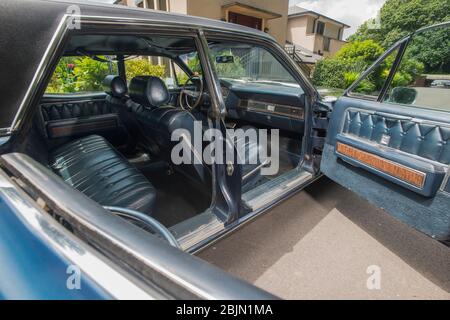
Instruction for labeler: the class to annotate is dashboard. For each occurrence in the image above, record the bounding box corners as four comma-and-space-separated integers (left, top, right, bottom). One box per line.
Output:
219, 80, 306, 133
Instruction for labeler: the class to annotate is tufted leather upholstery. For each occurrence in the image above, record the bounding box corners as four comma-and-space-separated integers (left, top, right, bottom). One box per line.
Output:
130, 76, 267, 187
132, 103, 209, 183
41, 100, 115, 121
50, 135, 156, 214
343, 110, 450, 165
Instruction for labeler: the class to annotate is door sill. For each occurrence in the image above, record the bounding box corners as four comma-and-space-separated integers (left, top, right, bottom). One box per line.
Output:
170, 210, 225, 251
242, 169, 313, 211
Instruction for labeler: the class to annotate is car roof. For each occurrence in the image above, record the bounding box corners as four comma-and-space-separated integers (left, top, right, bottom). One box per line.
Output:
0, 0, 275, 133
44, 0, 275, 41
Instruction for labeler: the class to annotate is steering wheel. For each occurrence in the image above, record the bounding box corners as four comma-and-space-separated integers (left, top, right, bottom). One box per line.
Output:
179, 74, 204, 111
104, 206, 181, 249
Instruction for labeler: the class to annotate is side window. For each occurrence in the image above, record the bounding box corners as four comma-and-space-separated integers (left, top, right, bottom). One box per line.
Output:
348, 47, 399, 99
178, 52, 202, 85
383, 25, 450, 112
45, 56, 118, 94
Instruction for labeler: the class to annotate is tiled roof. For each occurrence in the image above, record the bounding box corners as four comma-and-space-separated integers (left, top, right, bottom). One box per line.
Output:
288, 5, 350, 28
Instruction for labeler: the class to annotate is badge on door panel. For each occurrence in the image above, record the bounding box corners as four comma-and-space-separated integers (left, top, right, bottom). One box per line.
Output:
380, 134, 391, 146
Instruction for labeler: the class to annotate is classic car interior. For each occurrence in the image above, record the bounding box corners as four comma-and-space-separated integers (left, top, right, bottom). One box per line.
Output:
12, 32, 309, 249
2, 16, 447, 257
0, 0, 449, 299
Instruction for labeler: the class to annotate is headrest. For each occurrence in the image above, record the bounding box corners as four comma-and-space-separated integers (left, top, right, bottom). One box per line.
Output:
103, 75, 127, 98
129, 76, 170, 107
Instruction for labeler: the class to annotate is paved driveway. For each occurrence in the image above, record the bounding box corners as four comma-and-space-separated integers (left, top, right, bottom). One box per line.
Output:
198, 177, 450, 299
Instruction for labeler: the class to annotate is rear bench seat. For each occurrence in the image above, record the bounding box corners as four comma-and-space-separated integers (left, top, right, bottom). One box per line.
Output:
50, 135, 156, 215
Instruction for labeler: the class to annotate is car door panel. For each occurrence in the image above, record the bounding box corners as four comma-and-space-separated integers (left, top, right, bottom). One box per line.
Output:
38, 93, 127, 147
321, 96, 450, 241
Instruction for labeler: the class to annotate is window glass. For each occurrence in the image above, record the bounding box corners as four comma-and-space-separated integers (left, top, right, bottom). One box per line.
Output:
124, 56, 187, 89
349, 48, 399, 99
316, 21, 325, 35
383, 25, 450, 112
158, 0, 167, 11
178, 52, 202, 85
324, 37, 331, 52
125, 56, 168, 80
45, 56, 118, 94
207, 41, 300, 88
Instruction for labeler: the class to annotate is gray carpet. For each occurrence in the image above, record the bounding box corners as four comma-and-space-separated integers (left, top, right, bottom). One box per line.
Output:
198, 177, 450, 299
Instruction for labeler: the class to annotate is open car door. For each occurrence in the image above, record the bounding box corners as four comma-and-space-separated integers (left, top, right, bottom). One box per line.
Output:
320, 22, 450, 243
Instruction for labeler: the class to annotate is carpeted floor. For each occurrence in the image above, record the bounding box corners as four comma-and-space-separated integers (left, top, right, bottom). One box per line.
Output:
198, 177, 450, 299
140, 163, 211, 227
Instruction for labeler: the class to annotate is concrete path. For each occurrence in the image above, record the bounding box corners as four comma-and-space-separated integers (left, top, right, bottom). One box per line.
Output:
198, 177, 450, 300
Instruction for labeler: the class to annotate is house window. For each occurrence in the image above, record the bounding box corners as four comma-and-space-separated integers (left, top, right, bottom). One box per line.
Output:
147, 0, 155, 9
316, 21, 325, 35
158, 0, 167, 11
228, 12, 263, 31
323, 37, 330, 52
137, 0, 168, 11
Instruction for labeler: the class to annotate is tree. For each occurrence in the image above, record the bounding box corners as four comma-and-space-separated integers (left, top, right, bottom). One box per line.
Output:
314, 0, 447, 92
406, 26, 450, 73
312, 40, 384, 89
124, 58, 166, 80
349, 0, 450, 48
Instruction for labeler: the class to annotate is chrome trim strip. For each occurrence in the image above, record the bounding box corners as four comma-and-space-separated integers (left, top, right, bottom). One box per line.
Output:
441, 168, 450, 194
243, 170, 313, 211
2, 153, 238, 300
238, 99, 304, 119
40, 99, 106, 105
190, 172, 320, 254
0, 170, 155, 300
10, 13, 279, 135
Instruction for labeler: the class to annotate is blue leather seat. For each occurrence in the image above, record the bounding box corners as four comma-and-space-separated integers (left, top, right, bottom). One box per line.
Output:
129, 76, 268, 188
50, 135, 157, 215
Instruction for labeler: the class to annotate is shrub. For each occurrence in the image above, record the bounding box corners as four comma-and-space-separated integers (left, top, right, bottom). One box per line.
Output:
46, 56, 117, 93
312, 58, 348, 88
124, 58, 166, 80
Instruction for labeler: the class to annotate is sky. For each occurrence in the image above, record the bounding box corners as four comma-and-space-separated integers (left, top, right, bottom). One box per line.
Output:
289, 0, 386, 39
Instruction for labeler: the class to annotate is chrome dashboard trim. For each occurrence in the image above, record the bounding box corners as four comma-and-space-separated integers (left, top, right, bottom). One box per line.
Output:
238, 99, 305, 119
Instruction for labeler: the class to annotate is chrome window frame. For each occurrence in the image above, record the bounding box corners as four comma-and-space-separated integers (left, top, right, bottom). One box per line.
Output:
0, 14, 276, 133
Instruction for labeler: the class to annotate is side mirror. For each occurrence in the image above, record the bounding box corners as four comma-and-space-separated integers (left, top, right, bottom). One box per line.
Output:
388, 87, 417, 105
321, 96, 338, 103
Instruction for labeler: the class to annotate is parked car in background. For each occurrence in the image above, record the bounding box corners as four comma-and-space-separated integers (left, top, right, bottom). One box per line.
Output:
431, 79, 450, 88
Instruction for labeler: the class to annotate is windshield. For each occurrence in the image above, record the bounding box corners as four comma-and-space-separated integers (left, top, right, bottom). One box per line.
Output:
207, 42, 298, 86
